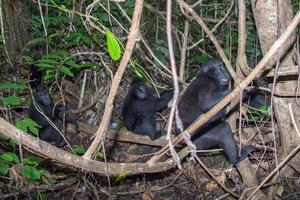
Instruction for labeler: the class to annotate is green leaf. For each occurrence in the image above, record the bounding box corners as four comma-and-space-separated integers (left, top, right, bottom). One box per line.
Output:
22, 165, 41, 180
95, 151, 104, 158
0, 82, 27, 91
16, 118, 40, 136
106, 31, 121, 61
3, 96, 20, 106
36, 58, 58, 65
81, 35, 91, 45
24, 155, 43, 165
78, 62, 101, 69
59, 66, 74, 77
35, 62, 54, 69
115, 171, 128, 183
44, 69, 55, 80
65, 60, 79, 68
27, 37, 47, 46
72, 146, 85, 156
21, 56, 34, 64
111, 119, 124, 130
259, 105, 269, 115
198, 55, 209, 64
0, 162, 9, 175
0, 152, 20, 164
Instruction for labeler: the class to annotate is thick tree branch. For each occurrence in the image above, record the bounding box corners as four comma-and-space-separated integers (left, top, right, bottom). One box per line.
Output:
0, 117, 189, 175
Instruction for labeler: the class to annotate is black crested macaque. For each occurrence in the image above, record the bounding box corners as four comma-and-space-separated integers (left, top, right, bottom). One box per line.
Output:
122, 77, 173, 140
29, 66, 43, 89
178, 59, 231, 129
178, 58, 255, 164
39, 104, 79, 147
39, 122, 65, 147
29, 85, 54, 127
193, 122, 255, 165
29, 85, 79, 146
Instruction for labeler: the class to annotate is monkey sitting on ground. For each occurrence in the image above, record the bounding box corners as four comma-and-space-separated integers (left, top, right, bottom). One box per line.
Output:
178, 58, 255, 165
29, 85, 79, 146
122, 77, 173, 140
29, 84, 54, 128
39, 103, 79, 147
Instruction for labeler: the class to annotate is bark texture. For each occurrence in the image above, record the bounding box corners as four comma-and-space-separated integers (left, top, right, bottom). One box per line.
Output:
2, 0, 32, 60
251, 0, 299, 173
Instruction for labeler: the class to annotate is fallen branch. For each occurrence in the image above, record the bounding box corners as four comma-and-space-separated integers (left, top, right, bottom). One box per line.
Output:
78, 122, 178, 147
0, 117, 188, 176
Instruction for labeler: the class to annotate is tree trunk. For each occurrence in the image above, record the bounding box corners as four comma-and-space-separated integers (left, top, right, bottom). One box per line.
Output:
251, 0, 299, 177
1, 0, 32, 62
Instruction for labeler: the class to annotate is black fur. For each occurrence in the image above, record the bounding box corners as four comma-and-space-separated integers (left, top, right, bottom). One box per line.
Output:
178, 58, 255, 164
29, 86, 78, 146
29, 85, 54, 127
193, 122, 255, 165
178, 59, 231, 129
122, 77, 173, 140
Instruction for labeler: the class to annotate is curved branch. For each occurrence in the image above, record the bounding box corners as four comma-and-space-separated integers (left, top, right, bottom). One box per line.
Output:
0, 117, 189, 176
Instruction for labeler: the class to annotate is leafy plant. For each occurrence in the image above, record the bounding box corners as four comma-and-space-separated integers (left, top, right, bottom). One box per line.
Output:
16, 118, 40, 136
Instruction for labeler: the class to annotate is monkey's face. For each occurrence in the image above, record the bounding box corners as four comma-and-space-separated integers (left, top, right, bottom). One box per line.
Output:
202, 59, 230, 85
132, 84, 159, 100
214, 64, 230, 85
35, 86, 52, 106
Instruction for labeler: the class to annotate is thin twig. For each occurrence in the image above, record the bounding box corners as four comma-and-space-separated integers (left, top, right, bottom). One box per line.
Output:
176, 0, 239, 83
165, 0, 182, 169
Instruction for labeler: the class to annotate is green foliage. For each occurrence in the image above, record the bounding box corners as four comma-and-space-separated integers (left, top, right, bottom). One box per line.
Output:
24, 155, 43, 166
106, 31, 122, 61
0, 152, 20, 164
72, 146, 86, 156
0, 82, 27, 92
115, 171, 128, 183
248, 105, 270, 123
3, 96, 20, 106
0, 162, 9, 175
22, 165, 41, 180
111, 119, 124, 130
16, 118, 40, 136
